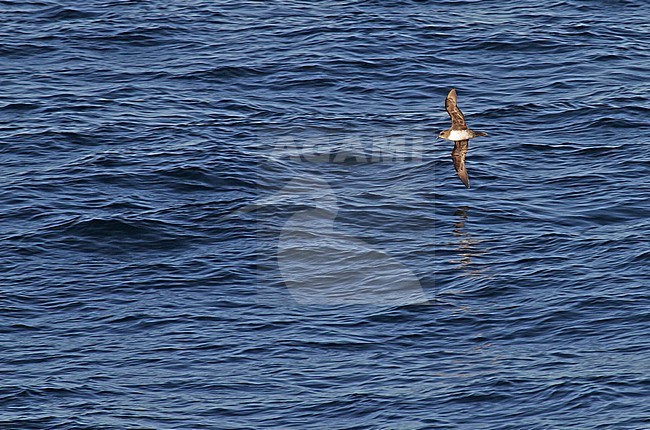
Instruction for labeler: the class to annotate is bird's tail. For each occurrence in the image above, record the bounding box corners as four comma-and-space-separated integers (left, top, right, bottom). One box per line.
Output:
474, 131, 488, 137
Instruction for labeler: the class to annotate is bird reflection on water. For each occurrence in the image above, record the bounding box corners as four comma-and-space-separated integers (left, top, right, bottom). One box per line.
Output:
450, 206, 485, 276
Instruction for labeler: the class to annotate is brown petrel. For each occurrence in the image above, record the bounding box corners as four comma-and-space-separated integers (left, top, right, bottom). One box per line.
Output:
438, 88, 488, 188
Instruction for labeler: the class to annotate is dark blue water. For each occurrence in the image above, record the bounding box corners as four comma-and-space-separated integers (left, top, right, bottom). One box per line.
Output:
2, 1, 649, 428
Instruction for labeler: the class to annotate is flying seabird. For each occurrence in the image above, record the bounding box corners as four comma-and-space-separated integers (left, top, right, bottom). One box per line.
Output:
438, 89, 488, 188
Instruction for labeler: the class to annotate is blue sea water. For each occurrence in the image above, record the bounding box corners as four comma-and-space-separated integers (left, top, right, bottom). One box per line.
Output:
1, 0, 649, 428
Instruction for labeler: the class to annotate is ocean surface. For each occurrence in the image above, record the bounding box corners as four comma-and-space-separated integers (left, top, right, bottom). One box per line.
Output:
1, 1, 649, 429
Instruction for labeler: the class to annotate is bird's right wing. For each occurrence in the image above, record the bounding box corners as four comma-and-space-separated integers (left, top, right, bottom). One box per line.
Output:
451, 140, 470, 188
445, 89, 467, 130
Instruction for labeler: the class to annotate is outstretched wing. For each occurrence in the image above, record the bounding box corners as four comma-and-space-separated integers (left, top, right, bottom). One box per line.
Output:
445, 89, 467, 130
451, 140, 470, 188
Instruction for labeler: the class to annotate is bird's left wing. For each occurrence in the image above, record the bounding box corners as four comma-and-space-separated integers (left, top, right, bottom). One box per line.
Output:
451, 140, 470, 188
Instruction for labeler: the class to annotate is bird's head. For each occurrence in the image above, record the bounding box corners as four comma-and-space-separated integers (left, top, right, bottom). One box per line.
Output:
438, 130, 450, 139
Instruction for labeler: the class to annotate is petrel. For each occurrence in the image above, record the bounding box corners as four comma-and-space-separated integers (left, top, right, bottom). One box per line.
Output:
438, 89, 488, 188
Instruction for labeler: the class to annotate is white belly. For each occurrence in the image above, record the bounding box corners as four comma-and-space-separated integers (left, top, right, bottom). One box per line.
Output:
448, 130, 472, 141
